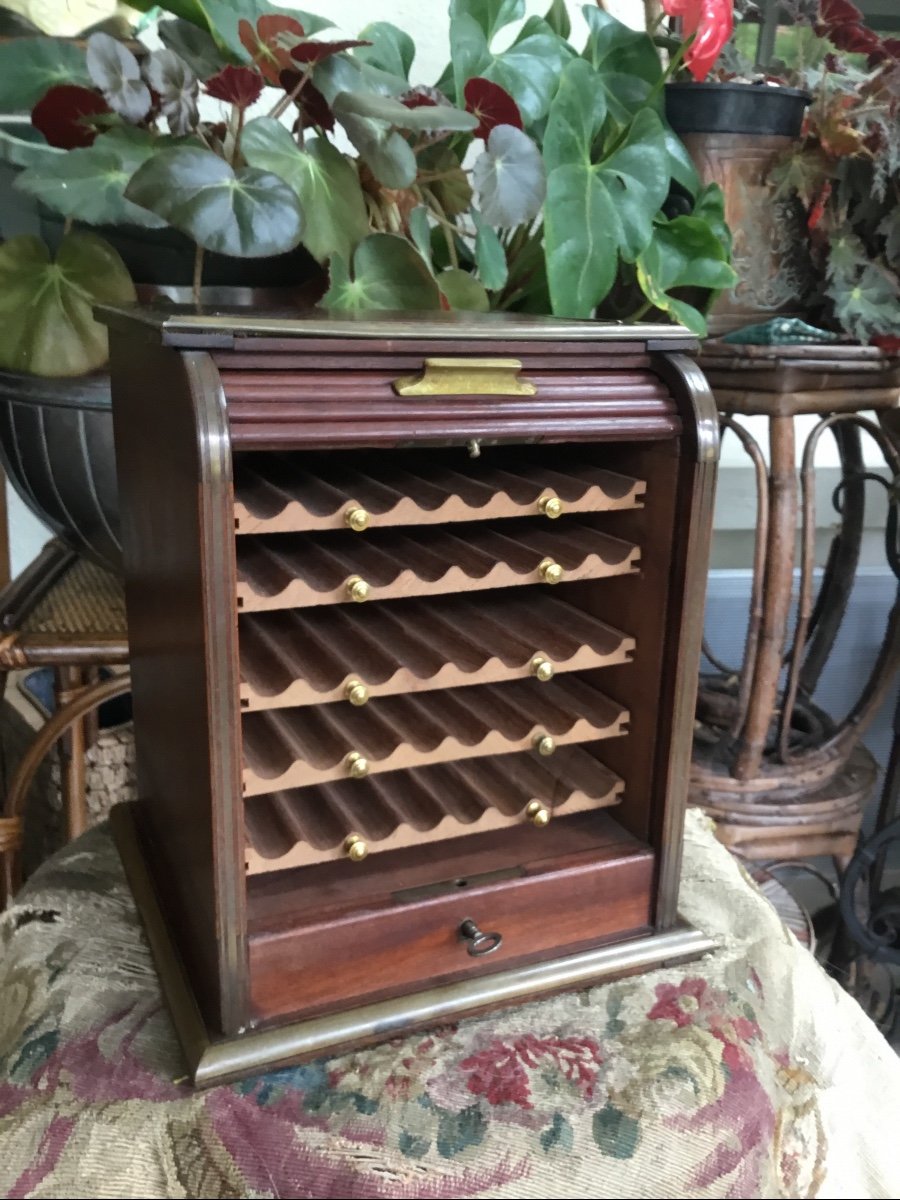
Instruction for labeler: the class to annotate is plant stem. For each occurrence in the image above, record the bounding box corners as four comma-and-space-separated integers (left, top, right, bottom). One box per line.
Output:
231, 106, 246, 167
626, 299, 653, 322
192, 244, 205, 308
424, 187, 458, 268
62, 217, 73, 237
269, 69, 311, 122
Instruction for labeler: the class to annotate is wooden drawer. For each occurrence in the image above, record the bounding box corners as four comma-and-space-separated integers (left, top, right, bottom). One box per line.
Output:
247, 812, 654, 1025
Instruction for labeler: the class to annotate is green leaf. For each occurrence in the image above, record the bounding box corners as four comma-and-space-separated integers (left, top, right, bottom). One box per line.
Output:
0, 126, 63, 169
438, 268, 490, 311
158, 18, 230, 80
419, 144, 473, 217
828, 264, 900, 342
321, 233, 441, 312
314, 53, 408, 106
592, 1103, 641, 1160
473, 210, 508, 290
583, 6, 662, 123
197, 0, 333, 61
331, 96, 416, 189
544, 104, 670, 317
124, 146, 303, 257
473, 125, 546, 227
662, 125, 699, 197
15, 128, 166, 228
544, 0, 570, 40
354, 22, 415, 79
241, 119, 368, 264
449, 0, 525, 43
0, 38, 89, 111
692, 183, 731, 255
450, 12, 572, 125
543, 58, 606, 174
334, 90, 477, 134
0, 232, 135, 377
636, 214, 737, 334
408, 206, 434, 271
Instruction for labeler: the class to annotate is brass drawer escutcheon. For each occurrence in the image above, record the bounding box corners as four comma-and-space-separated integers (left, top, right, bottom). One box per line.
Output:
538, 494, 564, 519
533, 733, 556, 757
393, 358, 537, 397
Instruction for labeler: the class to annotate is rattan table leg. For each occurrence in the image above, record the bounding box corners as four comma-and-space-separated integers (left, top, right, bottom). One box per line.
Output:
55, 666, 88, 842
1, 673, 131, 906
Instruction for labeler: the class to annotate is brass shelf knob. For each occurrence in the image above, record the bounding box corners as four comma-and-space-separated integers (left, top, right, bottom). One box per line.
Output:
538, 494, 563, 519
538, 556, 564, 585
344, 833, 368, 862
344, 679, 370, 706
344, 504, 370, 533
530, 654, 554, 682
344, 750, 369, 779
525, 800, 551, 827
346, 575, 370, 603
533, 732, 556, 757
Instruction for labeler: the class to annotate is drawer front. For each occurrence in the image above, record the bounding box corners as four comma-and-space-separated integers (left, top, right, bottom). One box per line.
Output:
249, 836, 654, 1025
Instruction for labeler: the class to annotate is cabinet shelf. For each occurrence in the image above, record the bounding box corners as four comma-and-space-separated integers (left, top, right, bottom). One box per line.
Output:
241, 675, 629, 794
238, 590, 635, 710
235, 520, 640, 611
233, 452, 646, 534
243, 745, 625, 872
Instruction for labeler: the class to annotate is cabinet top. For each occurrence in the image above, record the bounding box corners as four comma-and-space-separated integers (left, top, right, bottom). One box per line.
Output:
96, 305, 695, 351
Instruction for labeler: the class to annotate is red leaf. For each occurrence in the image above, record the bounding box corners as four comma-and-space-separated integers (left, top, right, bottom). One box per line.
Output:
204, 65, 264, 108
819, 0, 865, 26
464, 77, 522, 139
829, 22, 881, 54
289, 39, 370, 65
279, 69, 335, 131
239, 14, 305, 85
31, 84, 111, 149
872, 334, 900, 355
402, 92, 438, 110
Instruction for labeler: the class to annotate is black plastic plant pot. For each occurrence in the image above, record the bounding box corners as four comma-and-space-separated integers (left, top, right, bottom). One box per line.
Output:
665, 81, 810, 138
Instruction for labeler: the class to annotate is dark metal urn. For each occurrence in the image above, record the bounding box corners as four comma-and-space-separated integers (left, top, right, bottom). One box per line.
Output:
0, 369, 120, 570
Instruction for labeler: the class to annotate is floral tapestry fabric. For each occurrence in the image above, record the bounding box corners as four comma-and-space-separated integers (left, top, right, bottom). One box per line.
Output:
1, 811, 899, 1199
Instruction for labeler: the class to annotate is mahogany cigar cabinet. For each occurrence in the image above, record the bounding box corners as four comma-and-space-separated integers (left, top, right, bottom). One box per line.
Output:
100, 308, 719, 1087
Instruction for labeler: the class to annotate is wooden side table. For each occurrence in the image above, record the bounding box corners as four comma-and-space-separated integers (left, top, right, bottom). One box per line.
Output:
691, 342, 900, 865
0, 540, 130, 902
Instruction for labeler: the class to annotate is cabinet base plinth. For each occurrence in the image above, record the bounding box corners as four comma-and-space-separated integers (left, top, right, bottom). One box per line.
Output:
112, 802, 717, 1089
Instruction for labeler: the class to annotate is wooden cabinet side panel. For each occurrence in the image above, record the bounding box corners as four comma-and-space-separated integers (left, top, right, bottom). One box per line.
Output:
109, 338, 247, 1035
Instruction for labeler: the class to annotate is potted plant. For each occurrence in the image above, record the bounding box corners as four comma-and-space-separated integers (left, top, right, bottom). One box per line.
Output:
767, 0, 900, 343
0, 0, 736, 568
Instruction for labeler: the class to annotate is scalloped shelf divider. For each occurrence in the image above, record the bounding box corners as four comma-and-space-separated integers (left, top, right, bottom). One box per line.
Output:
243, 745, 625, 872
235, 520, 640, 611
241, 675, 629, 794
239, 589, 635, 710
233, 452, 646, 534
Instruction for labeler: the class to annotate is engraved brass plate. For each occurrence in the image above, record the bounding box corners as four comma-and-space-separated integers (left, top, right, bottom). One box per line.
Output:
393, 357, 537, 397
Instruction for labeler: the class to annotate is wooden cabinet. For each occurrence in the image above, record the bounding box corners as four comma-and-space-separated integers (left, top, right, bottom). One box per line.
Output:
100, 309, 718, 1087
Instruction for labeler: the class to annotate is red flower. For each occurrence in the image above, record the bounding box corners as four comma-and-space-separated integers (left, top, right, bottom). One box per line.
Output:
239, 14, 305, 85
464, 77, 523, 139
663, 0, 734, 82
290, 39, 371, 66
204, 65, 264, 109
807, 180, 832, 231
31, 84, 111, 149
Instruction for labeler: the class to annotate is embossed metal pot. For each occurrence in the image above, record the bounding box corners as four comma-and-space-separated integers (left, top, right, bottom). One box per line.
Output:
665, 82, 814, 336
0, 279, 324, 571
